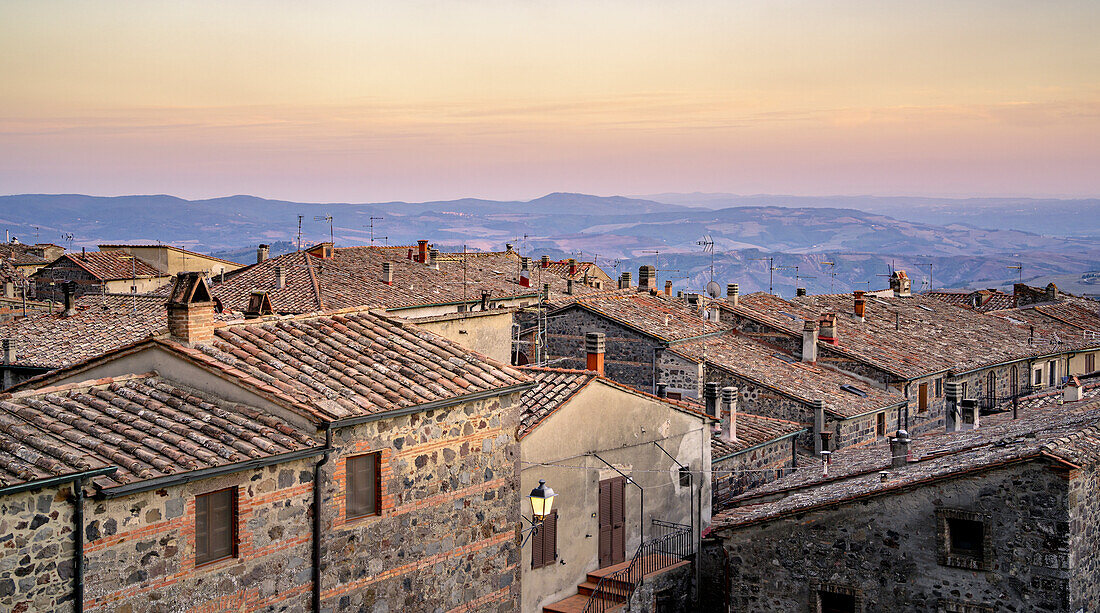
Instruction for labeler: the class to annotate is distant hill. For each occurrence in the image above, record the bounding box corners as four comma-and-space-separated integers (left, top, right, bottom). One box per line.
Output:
2, 191, 1097, 293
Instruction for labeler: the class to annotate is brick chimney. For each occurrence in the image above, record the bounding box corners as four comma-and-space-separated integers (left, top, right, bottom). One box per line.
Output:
2, 339, 15, 364
1065, 376, 1084, 402
704, 382, 720, 420
727, 283, 739, 307
802, 319, 819, 363
274, 265, 286, 289
568, 258, 578, 276
618, 272, 632, 290
382, 262, 393, 285
853, 290, 866, 321
638, 265, 656, 292
257, 244, 270, 264
664, 280, 672, 296
722, 386, 738, 441
520, 257, 530, 287
167, 272, 216, 345
61, 281, 76, 318
585, 332, 605, 375
540, 255, 550, 269
889, 429, 910, 468
416, 240, 429, 264
819, 313, 838, 345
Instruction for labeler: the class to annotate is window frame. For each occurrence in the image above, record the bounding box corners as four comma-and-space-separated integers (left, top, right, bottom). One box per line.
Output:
345, 452, 382, 520
875, 412, 886, 437
936, 508, 992, 570
195, 487, 238, 567
810, 580, 863, 613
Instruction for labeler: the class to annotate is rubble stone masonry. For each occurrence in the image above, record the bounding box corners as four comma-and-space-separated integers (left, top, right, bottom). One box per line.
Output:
0, 487, 76, 613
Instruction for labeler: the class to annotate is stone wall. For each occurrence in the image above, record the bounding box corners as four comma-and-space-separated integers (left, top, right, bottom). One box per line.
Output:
0, 486, 75, 613
319, 392, 523, 612
656, 351, 703, 399
545, 306, 663, 392
701, 460, 1074, 612
83, 456, 317, 612
31, 261, 101, 302
1069, 465, 1100, 612
712, 437, 797, 504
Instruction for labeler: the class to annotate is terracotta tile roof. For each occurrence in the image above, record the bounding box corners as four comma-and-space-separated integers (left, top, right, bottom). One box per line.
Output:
0, 244, 50, 267
711, 413, 806, 459
926, 289, 1015, 312
732, 292, 1096, 379
708, 387, 1100, 531
0, 294, 169, 369
0, 373, 318, 491
0, 260, 26, 287
179, 310, 530, 423
46, 252, 166, 281
212, 247, 537, 315
670, 335, 905, 418
517, 366, 710, 438
435, 252, 609, 299
558, 293, 732, 343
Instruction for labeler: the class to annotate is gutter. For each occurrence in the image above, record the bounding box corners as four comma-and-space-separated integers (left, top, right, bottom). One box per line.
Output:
312, 425, 333, 613
0, 466, 117, 498
97, 448, 326, 498
385, 293, 538, 312
328, 382, 535, 430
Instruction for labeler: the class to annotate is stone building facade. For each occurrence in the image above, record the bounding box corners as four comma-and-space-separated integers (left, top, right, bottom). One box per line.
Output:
0, 486, 79, 612
544, 305, 667, 392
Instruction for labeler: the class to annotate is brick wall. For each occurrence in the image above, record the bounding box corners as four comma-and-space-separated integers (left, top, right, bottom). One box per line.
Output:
318, 392, 523, 612
0, 486, 75, 613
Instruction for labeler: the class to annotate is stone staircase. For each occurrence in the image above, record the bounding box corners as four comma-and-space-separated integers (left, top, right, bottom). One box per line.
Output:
542, 555, 689, 613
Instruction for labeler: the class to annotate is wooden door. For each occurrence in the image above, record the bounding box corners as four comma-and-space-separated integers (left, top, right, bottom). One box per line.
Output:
918, 382, 928, 413
599, 477, 626, 567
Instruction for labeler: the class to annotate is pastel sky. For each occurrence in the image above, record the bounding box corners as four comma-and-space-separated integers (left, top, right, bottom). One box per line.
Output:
2, 1, 1098, 202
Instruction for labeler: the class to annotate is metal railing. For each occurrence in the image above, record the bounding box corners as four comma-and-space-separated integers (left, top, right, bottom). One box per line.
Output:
582, 520, 693, 613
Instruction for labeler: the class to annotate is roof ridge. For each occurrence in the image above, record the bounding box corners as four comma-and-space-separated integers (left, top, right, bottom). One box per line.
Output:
5, 371, 158, 399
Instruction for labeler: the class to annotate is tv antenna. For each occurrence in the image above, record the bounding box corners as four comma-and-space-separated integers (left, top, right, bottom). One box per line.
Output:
1007, 263, 1023, 283
60, 233, 74, 250
314, 214, 334, 245
296, 215, 304, 251
696, 235, 715, 281
368, 217, 384, 245
821, 261, 838, 293
749, 255, 776, 294
31, 226, 40, 243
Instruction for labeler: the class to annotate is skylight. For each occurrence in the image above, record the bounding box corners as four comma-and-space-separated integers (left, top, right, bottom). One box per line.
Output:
840, 384, 868, 397
772, 352, 797, 363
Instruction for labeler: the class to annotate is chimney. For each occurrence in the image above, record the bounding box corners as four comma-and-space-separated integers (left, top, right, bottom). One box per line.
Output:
722, 386, 738, 441
382, 262, 393, 285
2, 339, 15, 364
889, 429, 911, 468
890, 271, 911, 297
167, 272, 216, 345
540, 255, 550, 269
795, 287, 807, 297
61, 281, 76, 317
802, 320, 819, 363
664, 280, 672, 296
480, 290, 491, 311
704, 382, 720, 420
3, 281, 12, 299
619, 272, 632, 290
520, 257, 531, 287
853, 290, 866, 321
245, 290, 274, 319
960, 398, 979, 431
812, 399, 829, 456
406, 248, 413, 260
257, 244, 270, 264
656, 383, 668, 398
944, 380, 961, 432
274, 265, 286, 289
638, 265, 656, 292
566, 279, 574, 295
81, 247, 87, 261
416, 240, 429, 264
819, 313, 838, 345
1064, 376, 1084, 402
505, 243, 514, 253
542, 283, 551, 302
585, 332, 605, 375
727, 283, 739, 307
568, 258, 578, 276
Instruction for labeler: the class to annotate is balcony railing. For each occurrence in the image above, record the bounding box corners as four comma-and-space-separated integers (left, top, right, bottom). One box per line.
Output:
582, 519, 693, 613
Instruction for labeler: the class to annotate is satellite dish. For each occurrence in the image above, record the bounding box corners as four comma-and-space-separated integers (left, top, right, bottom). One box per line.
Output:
706, 281, 721, 298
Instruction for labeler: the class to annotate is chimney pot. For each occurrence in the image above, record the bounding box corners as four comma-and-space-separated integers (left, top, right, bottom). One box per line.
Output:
542, 283, 551, 302
796, 287, 807, 297
417, 240, 429, 264
506, 243, 514, 252
382, 262, 393, 285
585, 332, 605, 375
566, 279, 574, 295
568, 258, 577, 276
664, 280, 672, 296
812, 399, 828, 455
2, 339, 15, 364
274, 265, 286, 289
638, 265, 656, 291
540, 255, 550, 269
853, 291, 866, 320
727, 283, 739, 307
61, 281, 76, 317
819, 313, 838, 344
704, 382, 720, 419
802, 319, 819, 363
519, 257, 531, 287
889, 429, 911, 468
619, 272, 632, 289
1065, 376, 1084, 402
257, 244, 270, 264
429, 248, 439, 269
167, 272, 216, 345
656, 383, 668, 398
722, 386, 738, 441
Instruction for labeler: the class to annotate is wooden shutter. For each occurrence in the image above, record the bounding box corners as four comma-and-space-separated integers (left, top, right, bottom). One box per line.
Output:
532, 511, 558, 569
918, 382, 928, 413
346, 453, 379, 518
196, 488, 236, 565
599, 479, 613, 568
610, 478, 625, 565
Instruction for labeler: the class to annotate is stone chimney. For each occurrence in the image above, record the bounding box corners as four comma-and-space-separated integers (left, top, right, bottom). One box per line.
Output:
382, 262, 393, 285
245, 290, 274, 319
664, 280, 672, 296
618, 272, 632, 290
722, 386, 738, 441
889, 429, 911, 468
1065, 376, 1084, 402
819, 313, 838, 345
540, 255, 551, 269
727, 283, 739, 307
656, 383, 668, 398
2, 339, 15, 364
520, 257, 531, 287
802, 320, 819, 363
566, 279, 574, 295
429, 248, 439, 269
585, 332, 605, 375
61, 281, 76, 318
853, 291, 866, 321
274, 265, 286, 289
257, 244, 270, 264
812, 399, 829, 456
704, 382, 720, 420
959, 398, 979, 430
890, 271, 911, 297
944, 380, 961, 432
795, 287, 807, 297
167, 272, 216, 345
638, 265, 656, 292
542, 283, 551, 302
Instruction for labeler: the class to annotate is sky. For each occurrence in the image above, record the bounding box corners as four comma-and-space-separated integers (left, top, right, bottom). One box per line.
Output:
2, 1, 1099, 203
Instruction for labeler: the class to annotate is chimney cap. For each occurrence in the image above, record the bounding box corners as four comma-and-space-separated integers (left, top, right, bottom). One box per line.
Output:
167, 272, 214, 305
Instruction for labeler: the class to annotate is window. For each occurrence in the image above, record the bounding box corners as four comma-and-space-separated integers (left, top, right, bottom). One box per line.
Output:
819, 591, 857, 613
346, 453, 381, 519
875, 412, 886, 437
1087, 353, 1096, 373
935, 377, 943, 398
195, 488, 237, 565
1034, 367, 1043, 386
679, 465, 691, 487
918, 382, 929, 413
531, 510, 558, 569
937, 508, 992, 570
812, 582, 862, 613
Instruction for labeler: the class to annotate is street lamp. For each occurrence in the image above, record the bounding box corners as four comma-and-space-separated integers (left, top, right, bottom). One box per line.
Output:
521, 479, 556, 546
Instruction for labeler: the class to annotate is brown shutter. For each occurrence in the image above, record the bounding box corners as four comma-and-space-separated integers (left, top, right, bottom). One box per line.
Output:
347, 453, 379, 518
599, 479, 612, 567
610, 478, 625, 564
196, 488, 236, 565
531, 516, 545, 569
918, 382, 928, 412
543, 511, 557, 566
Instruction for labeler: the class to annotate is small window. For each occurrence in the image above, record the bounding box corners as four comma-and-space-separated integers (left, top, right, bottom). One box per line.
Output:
935, 377, 943, 398
812, 582, 862, 613
195, 487, 237, 566
876, 412, 886, 437
819, 591, 857, 613
937, 508, 991, 570
346, 453, 381, 519
531, 510, 558, 569
679, 466, 691, 487
1085, 353, 1095, 373
948, 518, 984, 557
1034, 368, 1043, 386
